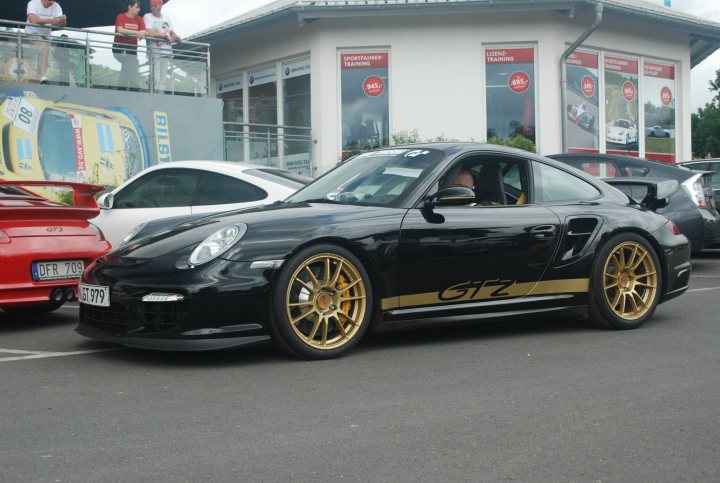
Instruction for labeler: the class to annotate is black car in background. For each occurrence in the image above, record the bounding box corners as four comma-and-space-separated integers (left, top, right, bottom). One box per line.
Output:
549, 153, 720, 252
680, 159, 720, 208
77, 144, 690, 359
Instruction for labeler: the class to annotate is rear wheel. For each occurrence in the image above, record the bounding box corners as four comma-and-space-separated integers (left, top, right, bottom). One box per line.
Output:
270, 244, 372, 359
589, 233, 661, 330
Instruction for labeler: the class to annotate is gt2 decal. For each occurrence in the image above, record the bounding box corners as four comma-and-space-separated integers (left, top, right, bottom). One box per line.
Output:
439, 279, 516, 301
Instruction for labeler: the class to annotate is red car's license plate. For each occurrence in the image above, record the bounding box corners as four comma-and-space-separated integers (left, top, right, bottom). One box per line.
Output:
32, 260, 84, 281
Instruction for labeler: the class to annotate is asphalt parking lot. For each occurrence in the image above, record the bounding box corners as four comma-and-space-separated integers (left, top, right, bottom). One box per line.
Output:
1, 251, 719, 482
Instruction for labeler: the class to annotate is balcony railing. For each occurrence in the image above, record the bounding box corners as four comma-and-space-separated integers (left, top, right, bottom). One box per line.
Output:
0, 19, 210, 96
224, 122, 314, 176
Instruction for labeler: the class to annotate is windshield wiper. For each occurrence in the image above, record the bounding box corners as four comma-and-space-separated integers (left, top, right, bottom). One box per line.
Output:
298, 198, 341, 204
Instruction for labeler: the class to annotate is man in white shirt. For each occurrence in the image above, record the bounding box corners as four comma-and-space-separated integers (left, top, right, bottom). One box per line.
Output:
26, 0, 67, 83
143, 0, 181, 93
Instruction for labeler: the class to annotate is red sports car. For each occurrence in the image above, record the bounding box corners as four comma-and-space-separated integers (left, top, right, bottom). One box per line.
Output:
0, 180, 111, 315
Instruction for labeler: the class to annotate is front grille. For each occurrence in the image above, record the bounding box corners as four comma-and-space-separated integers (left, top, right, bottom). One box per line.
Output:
80, 301, 188, 334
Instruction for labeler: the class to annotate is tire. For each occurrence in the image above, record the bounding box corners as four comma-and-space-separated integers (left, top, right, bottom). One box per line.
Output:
270, 244, 373, 359
588, 233, 661, 330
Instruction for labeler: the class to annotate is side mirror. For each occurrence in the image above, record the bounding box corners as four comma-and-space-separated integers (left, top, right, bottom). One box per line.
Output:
98, 192, 114, 209
425, 187, 475, 207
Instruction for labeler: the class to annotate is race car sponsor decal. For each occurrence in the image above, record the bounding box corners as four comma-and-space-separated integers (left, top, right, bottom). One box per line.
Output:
381, 278, 590, 310
96, 123, 115, 155
6, 97, 39, 136
69, 114, 87, 181
15, 138, 32, 162
357, 148, 407, 158
153, 111, 172, 163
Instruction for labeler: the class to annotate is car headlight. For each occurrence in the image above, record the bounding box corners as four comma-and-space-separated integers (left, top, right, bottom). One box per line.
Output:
189, 224, 246, 266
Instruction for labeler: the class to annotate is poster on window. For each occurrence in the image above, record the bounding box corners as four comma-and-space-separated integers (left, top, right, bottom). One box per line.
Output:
340, 52, 389, 160
485, 47, 536, 143
643, 62, 675, 163
605, 55, 639, 156
565, 50, 599, 153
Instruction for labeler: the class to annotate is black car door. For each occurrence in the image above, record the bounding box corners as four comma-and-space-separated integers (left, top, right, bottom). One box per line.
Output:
395, 155, 561, 312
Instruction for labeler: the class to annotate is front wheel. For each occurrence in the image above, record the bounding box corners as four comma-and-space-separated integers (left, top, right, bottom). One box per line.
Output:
270, 244, 372, 359
589, 233, 661, 330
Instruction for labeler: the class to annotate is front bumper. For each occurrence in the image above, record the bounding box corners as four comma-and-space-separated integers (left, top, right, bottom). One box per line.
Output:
76, 323, 270, 351
76, 257, 278, 350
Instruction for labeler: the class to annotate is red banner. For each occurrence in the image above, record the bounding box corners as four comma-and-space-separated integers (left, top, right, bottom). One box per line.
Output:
567, 51, 598, 69
645, 152, 676, 164
485, 48, 534, 64
604, 56, 638, 74
341, 53, 388, 69
644, 62, 675, 79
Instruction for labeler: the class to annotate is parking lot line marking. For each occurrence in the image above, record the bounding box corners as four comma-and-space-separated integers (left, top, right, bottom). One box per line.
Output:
686, 286, 720, 294
690, 275, 720, 278
0, 348, 119, 362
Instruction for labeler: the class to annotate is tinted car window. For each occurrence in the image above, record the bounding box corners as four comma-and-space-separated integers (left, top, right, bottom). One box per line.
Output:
570, 160, 618, 177
114, 169, 199, 208
194, 172, 267, 205
534, 162, 600, 203
623, 164, 650, 177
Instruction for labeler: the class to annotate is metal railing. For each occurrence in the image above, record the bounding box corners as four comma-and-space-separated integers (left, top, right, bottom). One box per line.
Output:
223, 122, 314, 175
0, 19, 210, 96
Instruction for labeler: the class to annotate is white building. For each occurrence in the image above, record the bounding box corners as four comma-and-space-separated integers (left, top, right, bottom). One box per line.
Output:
193, 0, 720, 176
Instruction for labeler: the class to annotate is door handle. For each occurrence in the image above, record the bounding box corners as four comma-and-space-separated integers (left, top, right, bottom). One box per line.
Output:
530, 225, 557, 240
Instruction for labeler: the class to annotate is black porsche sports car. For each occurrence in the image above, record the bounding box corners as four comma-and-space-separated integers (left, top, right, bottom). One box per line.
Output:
77, 144, 691, 359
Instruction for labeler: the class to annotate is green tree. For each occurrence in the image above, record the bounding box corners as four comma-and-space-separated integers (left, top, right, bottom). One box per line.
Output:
692, 68, 720, 158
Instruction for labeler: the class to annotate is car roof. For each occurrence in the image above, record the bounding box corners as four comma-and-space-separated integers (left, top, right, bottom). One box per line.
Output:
143, 160, 278, 172
680, 159, 720, 164
548, 153, 696, 180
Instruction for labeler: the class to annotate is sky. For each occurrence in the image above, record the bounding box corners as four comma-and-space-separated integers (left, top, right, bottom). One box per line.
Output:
160, 0, 720, 111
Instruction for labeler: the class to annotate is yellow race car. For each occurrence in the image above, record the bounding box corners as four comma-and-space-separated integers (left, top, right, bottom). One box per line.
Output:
0, 90, 150, 186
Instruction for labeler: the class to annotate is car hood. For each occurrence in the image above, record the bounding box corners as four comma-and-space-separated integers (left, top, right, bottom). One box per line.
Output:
109, 201, 407, 263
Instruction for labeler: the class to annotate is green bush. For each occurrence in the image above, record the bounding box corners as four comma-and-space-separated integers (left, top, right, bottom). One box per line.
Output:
486, 134, 536, 153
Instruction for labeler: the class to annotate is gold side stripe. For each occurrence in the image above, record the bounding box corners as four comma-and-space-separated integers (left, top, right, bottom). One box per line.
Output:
381, 278, 590, 311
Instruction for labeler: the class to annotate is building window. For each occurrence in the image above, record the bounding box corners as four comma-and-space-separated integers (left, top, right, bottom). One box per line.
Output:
339, 50, 390, 160
248, 65, 278, 163
282, 58, 312, 176
217, 75, 245, 161
484, 46, 536, 144
643, 61, 676, 163
565, 50, 599, 154
604, 55, 639, 156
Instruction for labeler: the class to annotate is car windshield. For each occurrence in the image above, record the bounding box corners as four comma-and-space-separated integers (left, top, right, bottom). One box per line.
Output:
614, 120, 631, 128
37, 108, 77, 180
288, 148, 444, 206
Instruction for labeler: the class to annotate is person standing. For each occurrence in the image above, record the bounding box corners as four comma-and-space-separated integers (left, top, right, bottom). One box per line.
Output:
143, 0, 181, 93
26, 0, 67, 83
113, 0, 147, 90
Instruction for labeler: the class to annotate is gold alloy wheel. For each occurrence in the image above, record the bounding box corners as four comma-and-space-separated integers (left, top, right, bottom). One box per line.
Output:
602, 241, 658, 320
285, 253, 367, 350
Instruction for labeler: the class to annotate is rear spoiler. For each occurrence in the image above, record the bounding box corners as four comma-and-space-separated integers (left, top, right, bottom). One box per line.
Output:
603, 177, 678, 210
0, 180, 105, 208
